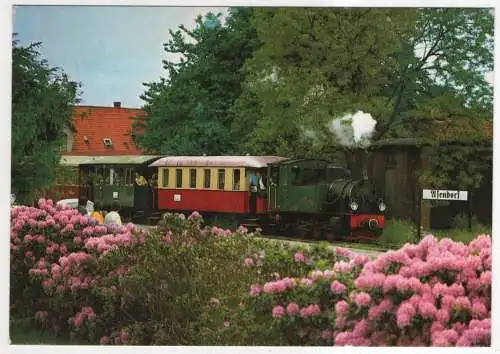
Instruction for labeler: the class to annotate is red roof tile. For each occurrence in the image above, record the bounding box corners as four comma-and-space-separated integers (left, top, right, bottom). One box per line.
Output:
68, 105, 147, 156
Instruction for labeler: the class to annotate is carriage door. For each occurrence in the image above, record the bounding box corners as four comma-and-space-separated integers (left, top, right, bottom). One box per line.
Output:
268, 167, 279, 212
248, 169, 257, 214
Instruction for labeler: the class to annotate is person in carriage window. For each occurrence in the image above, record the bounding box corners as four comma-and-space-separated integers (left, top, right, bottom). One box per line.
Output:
150, 173, 158, 188
249, 172, 258, 193
135, 172, 148, 186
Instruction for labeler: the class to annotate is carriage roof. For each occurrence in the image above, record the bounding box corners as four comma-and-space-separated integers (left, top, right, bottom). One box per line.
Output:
149, 156, 289, 168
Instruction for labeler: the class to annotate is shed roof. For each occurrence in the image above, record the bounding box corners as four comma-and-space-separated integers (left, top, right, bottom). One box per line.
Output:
149, 156, 289, 168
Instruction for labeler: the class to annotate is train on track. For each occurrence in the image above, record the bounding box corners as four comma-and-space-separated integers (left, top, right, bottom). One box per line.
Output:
71, 155, 387, 241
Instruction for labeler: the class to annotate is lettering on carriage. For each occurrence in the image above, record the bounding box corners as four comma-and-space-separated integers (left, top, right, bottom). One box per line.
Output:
173, 194, 182, 202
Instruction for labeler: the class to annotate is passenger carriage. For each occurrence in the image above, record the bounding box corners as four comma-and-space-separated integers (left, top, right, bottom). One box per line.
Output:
146, 156, 288, 227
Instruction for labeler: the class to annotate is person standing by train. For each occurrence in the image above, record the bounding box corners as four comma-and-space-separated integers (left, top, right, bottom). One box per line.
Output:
78, 196, 89, 216
91, 201, 105, 224
135, 172, 148, 186
104, 201, 122, 227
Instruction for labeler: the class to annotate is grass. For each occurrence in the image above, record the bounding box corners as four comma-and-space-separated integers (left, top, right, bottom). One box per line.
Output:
9, 318, 89, 345
380, 218, 491, 248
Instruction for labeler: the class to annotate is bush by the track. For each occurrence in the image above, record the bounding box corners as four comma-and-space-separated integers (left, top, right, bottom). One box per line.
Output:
10, 199, 491, 346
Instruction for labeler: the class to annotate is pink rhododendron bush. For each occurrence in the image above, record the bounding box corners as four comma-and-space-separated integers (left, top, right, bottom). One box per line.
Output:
220, 234, 491, 346
11, 199, 341, 345
10, 199, 491, 346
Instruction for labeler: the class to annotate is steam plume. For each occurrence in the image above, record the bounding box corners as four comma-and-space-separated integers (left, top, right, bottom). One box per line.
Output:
328, 111, 377, 148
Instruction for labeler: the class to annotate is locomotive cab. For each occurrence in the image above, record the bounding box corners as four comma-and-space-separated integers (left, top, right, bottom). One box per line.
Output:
267, 158, 386, 240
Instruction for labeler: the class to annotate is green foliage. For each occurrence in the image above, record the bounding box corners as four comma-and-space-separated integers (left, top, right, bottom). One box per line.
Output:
232, 8, 415, 156
11, 38, 80, 203
137, 8, 261, 155
379, 219, 416, 245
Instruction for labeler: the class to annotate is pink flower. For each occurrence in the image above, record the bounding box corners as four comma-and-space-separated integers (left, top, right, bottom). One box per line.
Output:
353, 292, 371, 307
99, 336, 110, 345
294, 252, 306, 263
471, 299, 488, 319
335, 300, 349, 316
299, 304, 321, 318
249, 284, 261, 297
330, 280, 347, 294
396, 302, 416, 328
334, 261, 353, 273
479, 271, 491, 287
352, 254, 369, 266
454, 296, 471, 311
286, 302, 299, 315
272, 305, 285, 318
335, 247, 351, 258
243, 257, 254, 267
188, 211, 202, 220
418, 301, 437, 318
435, 309, 450, 324
299, 277, 313, 287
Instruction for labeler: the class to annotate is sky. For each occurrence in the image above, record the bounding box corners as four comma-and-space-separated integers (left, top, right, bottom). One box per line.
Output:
12, 5, 494, 109
13, 6, 229, 108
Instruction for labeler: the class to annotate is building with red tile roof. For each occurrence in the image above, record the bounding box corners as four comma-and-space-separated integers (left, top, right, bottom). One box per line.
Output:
62, 102, 146, 156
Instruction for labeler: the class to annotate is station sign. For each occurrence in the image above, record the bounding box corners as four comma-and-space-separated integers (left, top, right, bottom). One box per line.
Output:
422, 189, 468, 201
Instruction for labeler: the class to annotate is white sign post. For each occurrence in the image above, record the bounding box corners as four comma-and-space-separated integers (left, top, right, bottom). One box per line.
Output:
422, 189, 468, 201
417, 188, 471, 241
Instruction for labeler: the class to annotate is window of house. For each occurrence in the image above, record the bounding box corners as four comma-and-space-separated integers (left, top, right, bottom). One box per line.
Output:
162, 168, 169, 187
189, 169, 197, 188
233, 169, 241, 191
217, 169, 225, 190
204, 169, 211, 189
176, 169, 183, 188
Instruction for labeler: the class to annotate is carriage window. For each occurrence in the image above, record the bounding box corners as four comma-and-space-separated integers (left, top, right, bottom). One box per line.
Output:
162, 168, 169, 187
189, 169, 197, 188
233, 169, 241, 191
217, 169, 225, 190
204, 169, 211, 188
113, 167, 124, 185
176, 169, 183, 188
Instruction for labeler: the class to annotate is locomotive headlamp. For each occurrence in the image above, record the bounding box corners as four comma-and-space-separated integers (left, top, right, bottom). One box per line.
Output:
378, 202, 386, 212
349, 201, 359, 211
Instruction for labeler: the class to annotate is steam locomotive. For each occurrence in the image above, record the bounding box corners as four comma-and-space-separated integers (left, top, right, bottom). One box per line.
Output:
78, 155, 386, 241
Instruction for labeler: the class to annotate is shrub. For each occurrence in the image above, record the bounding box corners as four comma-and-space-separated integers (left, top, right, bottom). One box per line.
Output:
10, 199, 147, 342
11, 200, 491, 346
237, 234, 491, 346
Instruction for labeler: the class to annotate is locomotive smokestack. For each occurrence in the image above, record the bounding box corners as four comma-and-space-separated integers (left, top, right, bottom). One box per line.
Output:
343, 147, 370, 181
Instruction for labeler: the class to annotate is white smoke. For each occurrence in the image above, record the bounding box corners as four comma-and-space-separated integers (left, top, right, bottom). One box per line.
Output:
328, 111, 377, 148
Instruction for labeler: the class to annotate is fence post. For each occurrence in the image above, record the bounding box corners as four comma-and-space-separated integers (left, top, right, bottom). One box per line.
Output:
416, 187, 422, 242
468, 192, 472, 232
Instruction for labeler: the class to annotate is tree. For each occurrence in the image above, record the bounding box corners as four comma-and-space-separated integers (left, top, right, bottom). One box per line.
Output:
136, 8, 261, 155
11, 38, 80, 203
232, 8, 493, 156
231, 8, 418, 157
